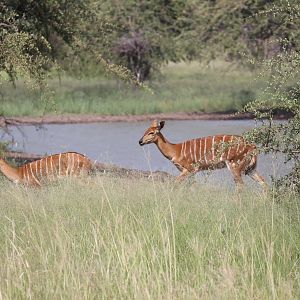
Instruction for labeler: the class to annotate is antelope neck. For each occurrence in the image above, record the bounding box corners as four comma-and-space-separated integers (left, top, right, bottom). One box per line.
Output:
154, 133, 177, 160
0, 159, 21, 182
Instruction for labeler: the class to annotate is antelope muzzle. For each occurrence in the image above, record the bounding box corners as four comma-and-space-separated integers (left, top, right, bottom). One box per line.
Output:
139, 138, 145, 146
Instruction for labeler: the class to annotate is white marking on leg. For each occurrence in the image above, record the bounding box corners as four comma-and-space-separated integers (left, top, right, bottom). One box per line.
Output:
225, 160, 231, 171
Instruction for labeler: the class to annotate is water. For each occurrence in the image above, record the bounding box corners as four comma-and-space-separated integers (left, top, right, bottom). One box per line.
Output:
1, 120, 288, 186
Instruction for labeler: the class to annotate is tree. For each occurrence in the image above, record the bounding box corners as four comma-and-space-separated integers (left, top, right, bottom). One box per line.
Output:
184, 0, 300, 62
0, 0, 145, 91
95, 0, 196, 81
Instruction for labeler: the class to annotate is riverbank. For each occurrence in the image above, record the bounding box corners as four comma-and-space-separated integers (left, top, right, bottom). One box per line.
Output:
0, 112, 248, 127
0, 110, 291, 127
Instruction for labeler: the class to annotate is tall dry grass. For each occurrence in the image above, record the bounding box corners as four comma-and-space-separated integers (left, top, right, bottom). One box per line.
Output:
0, 175, 299, 299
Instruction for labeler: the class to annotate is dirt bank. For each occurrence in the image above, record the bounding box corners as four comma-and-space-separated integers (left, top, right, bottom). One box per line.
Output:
0, 112, 256, 127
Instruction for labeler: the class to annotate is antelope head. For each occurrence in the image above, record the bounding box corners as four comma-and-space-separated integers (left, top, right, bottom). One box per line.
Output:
139, 120, 165, 146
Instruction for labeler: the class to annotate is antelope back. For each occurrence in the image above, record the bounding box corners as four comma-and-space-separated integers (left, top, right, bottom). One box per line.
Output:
19, 152, 92, 185
180, 135, 255, 166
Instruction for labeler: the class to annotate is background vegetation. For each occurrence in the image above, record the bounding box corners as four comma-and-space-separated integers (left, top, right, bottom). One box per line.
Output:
0, 175, 299, 299
0, 1, 299, 297
0, 61, 265, 116
2, 0, 299, 192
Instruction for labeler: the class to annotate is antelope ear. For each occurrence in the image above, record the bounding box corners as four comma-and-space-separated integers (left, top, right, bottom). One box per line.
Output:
151, 120, 159, 128
159, 121, 165, 130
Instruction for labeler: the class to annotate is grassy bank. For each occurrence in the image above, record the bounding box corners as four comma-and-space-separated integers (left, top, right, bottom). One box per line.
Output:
0, 62, 266, 117
0, 175, 299, 299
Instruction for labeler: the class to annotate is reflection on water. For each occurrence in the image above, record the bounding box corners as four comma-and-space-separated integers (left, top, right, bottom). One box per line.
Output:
1, 120, 289, 186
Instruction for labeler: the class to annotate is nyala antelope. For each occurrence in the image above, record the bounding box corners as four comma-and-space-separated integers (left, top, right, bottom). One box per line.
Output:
0, 152, 92, 186
139, 120, 267, 191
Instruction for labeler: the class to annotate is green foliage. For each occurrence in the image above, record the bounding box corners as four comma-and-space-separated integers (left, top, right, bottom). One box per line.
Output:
0, 1, 145, 92
0, 3, 52, 89
243, 3, 300, 194
0, 141, 9, 157
184, 0, 300, 62
96, 0, 196, 80
0, 62, 265, 116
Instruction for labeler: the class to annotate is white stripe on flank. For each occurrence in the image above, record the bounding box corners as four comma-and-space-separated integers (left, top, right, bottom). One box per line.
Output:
183, 142, 187, 158
77, 154, 80, 173
58, 154, 62, 176
45, 157, 49, 176
220, 135, 227, 161
212, 136, 215, 161
30, 163, 40, 185
66, 153, 70, 175
180, 143, 184, 159
240, 140, 245, 153
194, 139, 197, 162
22, 165, 26, 181
189, 141, 192, 160
70, 153, 75, 175
39, 159, 43, 178
50, 156, 54, 177
199, 139, 202, 162
35, 161, 38, 179
227, 136, 234, 160
25, 164, 30, 182
204, 138, 207, 164
236, 137, 240, 154
70, 153, 74, 175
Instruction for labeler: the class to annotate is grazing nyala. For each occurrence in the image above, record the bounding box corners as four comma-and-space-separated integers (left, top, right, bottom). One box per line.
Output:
0, 152, 92, 186
139, 120, 267, 190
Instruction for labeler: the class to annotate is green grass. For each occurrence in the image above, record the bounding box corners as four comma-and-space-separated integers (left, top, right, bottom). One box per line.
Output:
0, 61, 266, 117
0, 175, 299, 299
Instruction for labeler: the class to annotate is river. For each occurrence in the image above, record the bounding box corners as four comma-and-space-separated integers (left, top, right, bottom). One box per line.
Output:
1, 120, 287, 186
